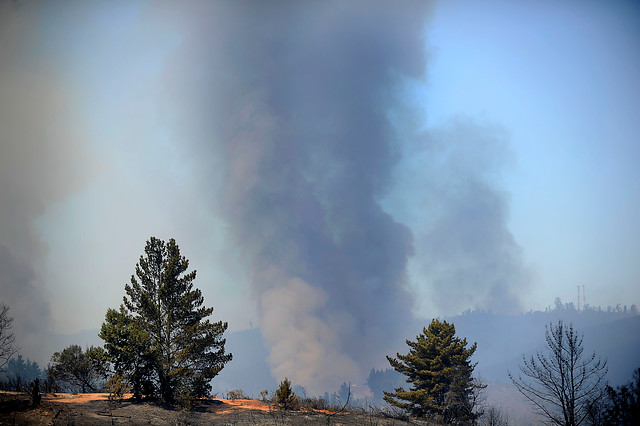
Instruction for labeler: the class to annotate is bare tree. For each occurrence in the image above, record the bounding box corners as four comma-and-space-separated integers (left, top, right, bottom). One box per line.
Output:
509, 320, 608, 426
0, 303, 18, 371
480, 406, 510, 426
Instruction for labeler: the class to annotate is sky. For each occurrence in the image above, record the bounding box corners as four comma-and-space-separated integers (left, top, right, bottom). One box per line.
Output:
391, 0, 640, 316
1, 0, 639, 392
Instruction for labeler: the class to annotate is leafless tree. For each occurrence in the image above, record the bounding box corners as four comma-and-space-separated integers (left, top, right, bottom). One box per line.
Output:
0, 303, 18, 371
480, 406, 510, 426
509, 320, 608, 426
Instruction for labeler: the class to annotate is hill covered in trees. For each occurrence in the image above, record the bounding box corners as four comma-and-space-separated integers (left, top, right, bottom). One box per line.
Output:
450, 300, 640, 387
3, 297, 637, 424
203, 300, 640, 404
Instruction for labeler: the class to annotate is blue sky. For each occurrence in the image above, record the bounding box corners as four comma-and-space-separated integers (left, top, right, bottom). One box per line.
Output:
1, 0, 639, 377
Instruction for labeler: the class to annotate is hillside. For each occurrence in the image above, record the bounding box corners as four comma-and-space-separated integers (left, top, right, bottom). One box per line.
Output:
451, 308, 640, 386
209, 307, 640, 422
21, 306, 639, 423
0, 391, 431, 425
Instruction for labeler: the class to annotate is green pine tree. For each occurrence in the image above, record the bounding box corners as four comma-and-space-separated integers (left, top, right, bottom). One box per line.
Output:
275, 377, 299, 410
103, 237, 232, 403
99, 305, 155, 400
384, 319, 483, 423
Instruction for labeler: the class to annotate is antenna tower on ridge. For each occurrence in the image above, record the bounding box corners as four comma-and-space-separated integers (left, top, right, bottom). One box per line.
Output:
577, 285, 581, 311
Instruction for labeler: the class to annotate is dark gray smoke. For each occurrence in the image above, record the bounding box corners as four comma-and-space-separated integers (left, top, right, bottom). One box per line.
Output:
154, 0, 434, 392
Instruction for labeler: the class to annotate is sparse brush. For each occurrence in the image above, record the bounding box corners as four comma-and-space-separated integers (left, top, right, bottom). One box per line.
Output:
106, 374, 129, 401
378, 404, 410, 421
226, 389, 248, 400
304, 397, 329, 411
258, 389, 271, 402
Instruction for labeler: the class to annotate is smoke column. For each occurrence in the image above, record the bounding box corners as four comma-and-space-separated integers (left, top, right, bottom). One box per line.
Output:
2, 0, 533, 393
154, 1, 434, 393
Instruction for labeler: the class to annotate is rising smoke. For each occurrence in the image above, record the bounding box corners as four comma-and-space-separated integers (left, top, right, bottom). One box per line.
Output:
1, 0, 532, 394
154, 0, 434, 393
394, 118, 532, 315
152, 0, 532, 392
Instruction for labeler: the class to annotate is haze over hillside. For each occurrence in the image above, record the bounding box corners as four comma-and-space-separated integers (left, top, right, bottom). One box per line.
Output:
38, 304, 637, 396
3, 295, 638, 425
210, 305, 639, 422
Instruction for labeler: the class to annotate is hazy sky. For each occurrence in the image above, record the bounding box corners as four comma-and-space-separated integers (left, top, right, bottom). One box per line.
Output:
1, 0, 639, 389
421, 0, 640, 314
390, 0, 640, 316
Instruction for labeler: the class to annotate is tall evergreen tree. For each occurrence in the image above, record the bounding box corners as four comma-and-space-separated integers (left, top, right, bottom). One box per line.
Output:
104, 237, 231, 403
384, 319, 483, 423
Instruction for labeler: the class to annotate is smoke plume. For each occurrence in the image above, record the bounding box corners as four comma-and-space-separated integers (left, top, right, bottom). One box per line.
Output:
405, 119, 532, 314
154, 0, 433, 392
1, 0, 533, 393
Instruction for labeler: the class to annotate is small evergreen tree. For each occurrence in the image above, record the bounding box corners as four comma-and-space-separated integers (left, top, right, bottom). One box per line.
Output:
384, 319, 483, 423
602, 367, 640, 425
275, 377, 299, 410
367, 368, 406, 402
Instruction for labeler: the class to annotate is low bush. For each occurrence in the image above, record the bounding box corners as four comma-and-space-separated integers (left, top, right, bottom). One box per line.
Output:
258, 389, 271, 402
106, 374, 129, 401
226, 389, 248, 400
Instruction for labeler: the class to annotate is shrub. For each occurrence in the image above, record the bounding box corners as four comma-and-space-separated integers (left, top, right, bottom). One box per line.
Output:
259, 389, 271, 402
275, 377, 299, 410
175, 387, 197, 411
306, 397, 329, 410
226, 389, 248, 400
106, 374, 129, 401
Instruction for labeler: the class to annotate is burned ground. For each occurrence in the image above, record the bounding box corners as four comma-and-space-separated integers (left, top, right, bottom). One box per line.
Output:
0, 391, 432, 425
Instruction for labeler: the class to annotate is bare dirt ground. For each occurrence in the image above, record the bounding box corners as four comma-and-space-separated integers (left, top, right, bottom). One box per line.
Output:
0, 391, 431, 425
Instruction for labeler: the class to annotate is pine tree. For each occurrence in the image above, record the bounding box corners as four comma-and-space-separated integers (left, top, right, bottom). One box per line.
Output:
104, 237, 232, 403
384, 319, 483, 423
275, 377, 299, 410
99, 305, 155, 400
602, 367, 640, 424
367, 368, 406, 402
